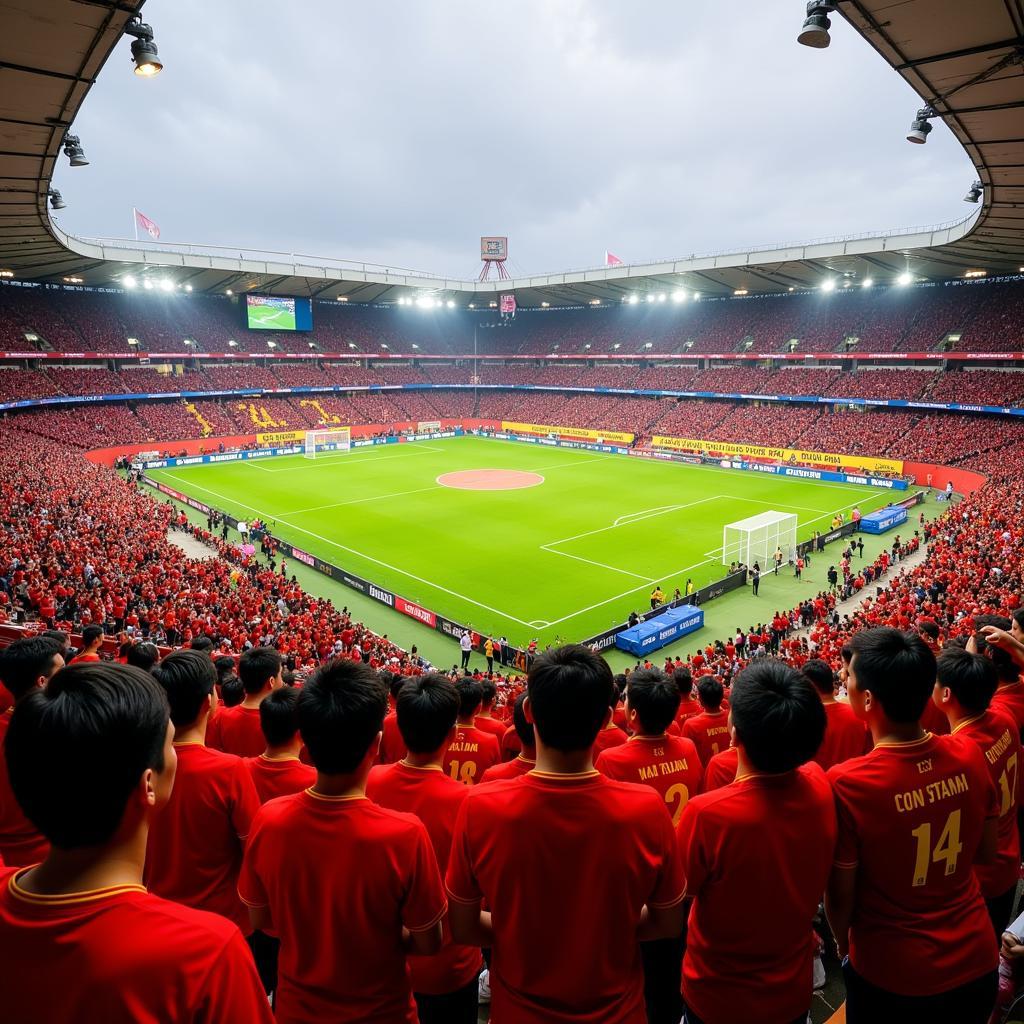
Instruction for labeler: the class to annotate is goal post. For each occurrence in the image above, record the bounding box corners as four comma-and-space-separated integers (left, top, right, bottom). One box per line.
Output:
303, 427, 351, 459
722, 511, 798, 568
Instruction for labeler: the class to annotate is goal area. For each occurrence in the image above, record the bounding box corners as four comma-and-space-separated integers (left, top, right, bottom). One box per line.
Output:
722, 510, 797, 568
303, 427, 352, 459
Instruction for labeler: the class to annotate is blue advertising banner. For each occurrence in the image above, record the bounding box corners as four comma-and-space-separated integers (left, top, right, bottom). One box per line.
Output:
615, 605, 704, 656
859, 506, 909, 534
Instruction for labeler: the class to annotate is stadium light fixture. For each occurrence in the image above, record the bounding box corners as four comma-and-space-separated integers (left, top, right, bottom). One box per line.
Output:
628, 294, 640, 305
47, 189, 66, 210
468, 303, 476, 309
143, 279, 154, 290
906, 106, 936, 144
820, 279, 836, 292
225, 288, 233, 295
590, 298, 601, 305
734, 288, 748, 296
797, 1, 837, 48
184, 284, 193, 292
672, 290, 686, 302
963, 180, 983, 203
124, 17, 163, 77
0, 270, 14, 279
397, 297, 406, 305
645, 294, 656, 304
488, 301, 498, 308
446, 300, 456, 308
788, 286, 795, 292
897, 272, 913, 286
159, 279, 173, 292
657, 294, 667, 302
693, 292, 701, 299
541, 301, 550, 307
62, 134, 88, 167
123, 275, 137, 289
337, 296, 348, 302
964, 269, 986, 278
861, 277, 873, 288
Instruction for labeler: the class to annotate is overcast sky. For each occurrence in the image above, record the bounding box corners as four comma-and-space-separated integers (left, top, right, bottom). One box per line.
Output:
53, 0, 976, 278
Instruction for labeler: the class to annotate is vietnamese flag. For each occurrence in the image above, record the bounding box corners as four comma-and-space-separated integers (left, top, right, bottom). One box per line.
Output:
605, 251, 623, 266
134, 208, 161, 240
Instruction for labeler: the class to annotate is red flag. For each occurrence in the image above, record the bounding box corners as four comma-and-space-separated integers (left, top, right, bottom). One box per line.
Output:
134, 208, 160, 240
605, 251, 623, 266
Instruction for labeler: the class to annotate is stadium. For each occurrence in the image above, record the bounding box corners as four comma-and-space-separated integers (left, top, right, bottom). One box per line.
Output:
1, 1, 1023, 1023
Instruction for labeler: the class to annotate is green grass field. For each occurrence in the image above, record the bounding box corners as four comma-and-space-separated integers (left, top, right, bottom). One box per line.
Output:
247, 299, 296, 330
148, 436, 901, 650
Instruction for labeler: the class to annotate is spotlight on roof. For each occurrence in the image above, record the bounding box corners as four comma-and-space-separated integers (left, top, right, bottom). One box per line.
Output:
123, 275, 137, 289
143, 279, 154, 290
906, 105, 936, 145
897, 272, 913, 286
446, 299, 455, 308
627, 294, 640, 305
734, 288, 748, 296
124, 17, 163, 77
963, 180, 983, 203
672, 291, 686, 303
62, 134, 89, 167
657, 293, 667, 302
159, 279, 174, 292
820, 278, 836, 292
590, 298, 601, 305
47, 189, 66, 210
694, 292, 702, 299
797, 1, 837, 48
0, 270, 14, 279
541, 301, 550, 307
225, 289, 233, 295
861, 277, 873, 288
337, 296, 348, 302
184, 284, 193, 292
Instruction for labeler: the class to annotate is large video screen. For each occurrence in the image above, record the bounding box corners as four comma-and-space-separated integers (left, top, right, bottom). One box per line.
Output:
245, 294, 313, 331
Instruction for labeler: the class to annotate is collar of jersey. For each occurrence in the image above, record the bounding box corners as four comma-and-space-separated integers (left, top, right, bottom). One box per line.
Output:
951, 714, 986, 735
515, 754, 536, 764
305, 788, 367, 802
527, 769, 601, 782
873, 732, 933, 750
9, 870, 146, 906
260, 753, 301, 763
630, 734, 667, 742
398, 760, 443, 773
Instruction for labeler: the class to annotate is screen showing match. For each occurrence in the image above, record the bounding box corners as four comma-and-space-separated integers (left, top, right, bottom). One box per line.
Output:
245, 294, 313, 331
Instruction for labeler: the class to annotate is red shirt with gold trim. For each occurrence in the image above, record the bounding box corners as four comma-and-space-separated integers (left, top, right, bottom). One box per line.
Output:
144, 743, 259, 933
205, 704, 265, 758
0, 708, 48, 867
700, 746, 739, 793
441, 723, 500, 786
446, 770, 683, 1024
0, 869, 273, 1024
828, 733, 998, 995
480, 754, 535, 783
681, 710, 731, 765
813, 701, 871, 771
596, 734, 703, 827
366, 761, 482, 995
244, 754, 316, 805
239, 789, 446, 1024
677, 763, 836, 1023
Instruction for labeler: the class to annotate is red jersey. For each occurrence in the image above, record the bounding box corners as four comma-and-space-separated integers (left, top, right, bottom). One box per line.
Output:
0, 709, 49, 867
596, 734, 703, 826
675, 696, 702, 726
681, 709, 731, 765
0, 869, 273, 1024
441, 724, 500, 786
144, 743, 259, 933
813, 701, 871, 771
991, 680, 1024, 737
239, 791, 446, 1024
474, 715, 506, 742
677, 764, 837, 1024
378, 711, 406, 764
828, 733, 998, 995
500, 724, 522, 760
446, 770, 683, 1024
366, 762, 482, 994
700, 747, 739, 793
205, 704, 265, 758
593, 723, 628, 755
481, 754, 536, 783
920, 697, 951, 736
952, 710, 1021, 897
245, 754, 315, 805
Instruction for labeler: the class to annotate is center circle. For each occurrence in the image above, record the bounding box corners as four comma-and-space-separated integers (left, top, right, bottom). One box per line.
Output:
437, 469, 545, 491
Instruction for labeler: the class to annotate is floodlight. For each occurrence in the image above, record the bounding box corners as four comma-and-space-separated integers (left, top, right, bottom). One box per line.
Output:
734, 288, 748, 296
590, 298, 601, 305
672, 291, 686, 302
628, 295, 640, 305
160, 278, 173, 292
693, 292, 701, 299
657, 293, 667, 302
906, 106, 935, 144
143, 279, 154, 290
123, 275, 137, 289
184, 284, 193, 292
541, 301, 550, 307
48, 189, 66, 210
861, 277, 873, 288
225, 288, 233, 295
820, 279, 836, 292
645, 294, 655, 304
337, 296, 348, 302
446, 299, 455, 308
797, 1, 836, 48
62, 134, 88, 167
963, 180, 983, 203
124, 17, 163, 77
897, 272, 913, 286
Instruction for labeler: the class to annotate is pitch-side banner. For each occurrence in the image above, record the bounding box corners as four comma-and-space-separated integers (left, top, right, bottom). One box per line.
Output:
256, 429, 306, 446
651, 436, 903, 475
503, 421, 635, 444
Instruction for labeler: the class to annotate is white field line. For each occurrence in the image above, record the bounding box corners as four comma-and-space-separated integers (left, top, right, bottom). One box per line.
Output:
253, 446, 446, 473
613, 505, 683, 527
542, 547, 653, 581
282, 484, 443, 516
157, 473, 535, 628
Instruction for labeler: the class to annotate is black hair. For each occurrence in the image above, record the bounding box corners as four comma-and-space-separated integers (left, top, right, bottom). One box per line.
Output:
626, 668, 681, 734
1013, 608, 1024, 633
125, 642, 160, 673
672, 664, 693, 697
259, 687, 302, 747
40, 629, 70, 658
527, 645, 614, 753
696, 676, 724, 711
238, 646, 282, 695
382, 672, 405, 700
801, 658, 835, 696
0, 636, 64, 701
190, 636, 214, 654
849, 627, 937, 724
81, 624, 104, 648
936, 647, 999, 716
396, 673, 459, 753
480, 679, 496, 704
974, 614, 1019, 683
297, 658, 386, 773
213, 656, 236, 682
5, 663, 168, 849
511, 692, 532, 748
455, 677, 483, 717
221, 675, 244, 708
151, 649, 217, 727
730, 660, 826, 773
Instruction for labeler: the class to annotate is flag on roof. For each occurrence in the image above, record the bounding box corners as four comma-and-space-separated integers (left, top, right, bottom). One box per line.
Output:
605, 251, 623, 266
134, 208, 160, 240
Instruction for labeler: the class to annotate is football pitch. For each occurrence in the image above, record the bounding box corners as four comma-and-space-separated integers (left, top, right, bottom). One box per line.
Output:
148, 436, 898, 648
247, 301, 296, 330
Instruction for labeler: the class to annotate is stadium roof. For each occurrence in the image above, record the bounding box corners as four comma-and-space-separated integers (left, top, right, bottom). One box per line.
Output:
1, 0, 1022, 307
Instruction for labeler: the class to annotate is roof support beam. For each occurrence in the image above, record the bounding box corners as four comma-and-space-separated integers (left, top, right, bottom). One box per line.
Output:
894, 38, 1024, 71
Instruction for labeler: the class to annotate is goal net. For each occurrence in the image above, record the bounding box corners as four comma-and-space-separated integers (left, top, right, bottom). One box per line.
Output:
722, 510, 797, 568
303, 427, 352, 459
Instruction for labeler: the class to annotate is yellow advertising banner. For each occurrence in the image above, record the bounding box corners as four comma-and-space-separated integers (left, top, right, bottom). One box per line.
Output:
256, 429, 306, 446
503, 421, 635, 444
651, 436, 904, 475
